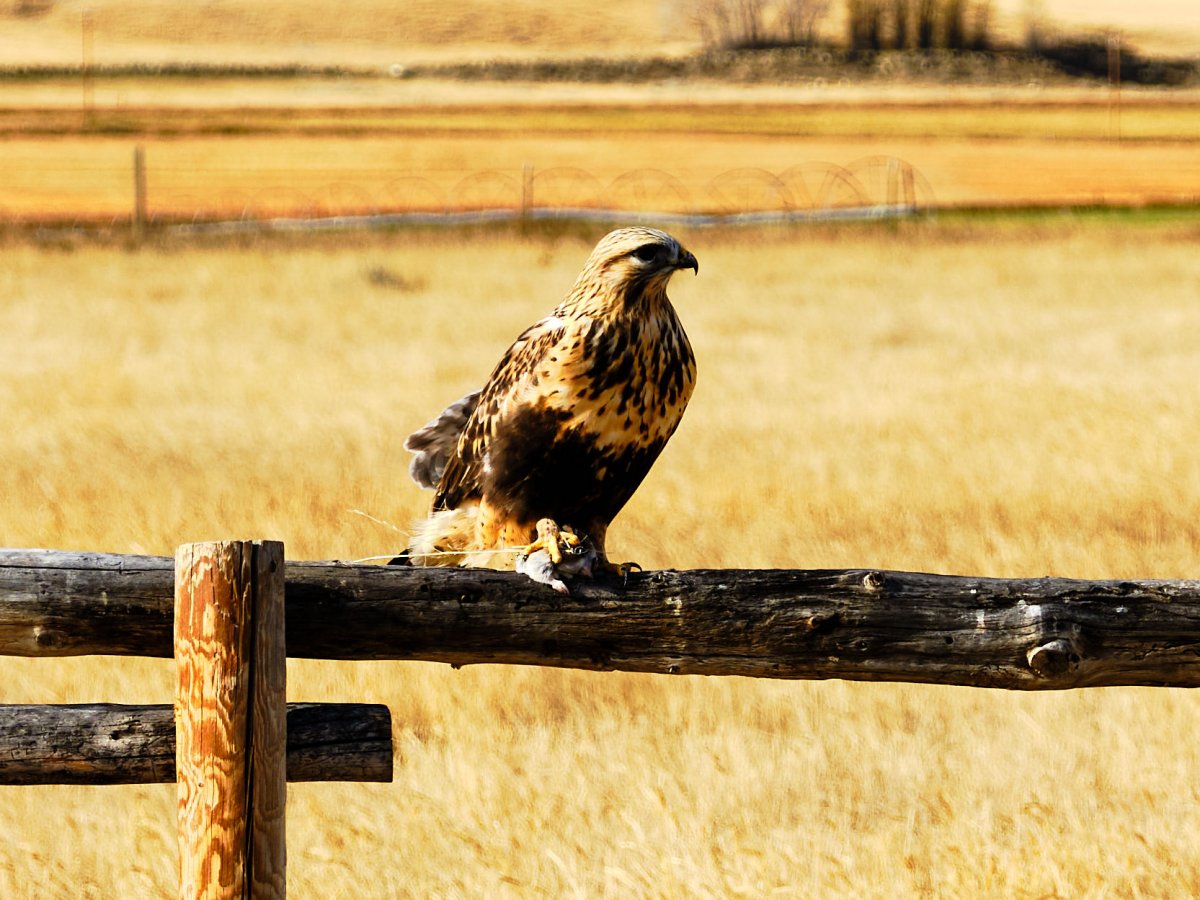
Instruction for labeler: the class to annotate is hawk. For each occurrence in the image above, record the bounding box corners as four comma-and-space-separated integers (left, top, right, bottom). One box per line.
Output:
400, 226, 698, 586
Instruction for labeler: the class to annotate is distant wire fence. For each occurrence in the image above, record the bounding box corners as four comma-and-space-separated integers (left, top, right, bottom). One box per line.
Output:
9, 149, 935, 234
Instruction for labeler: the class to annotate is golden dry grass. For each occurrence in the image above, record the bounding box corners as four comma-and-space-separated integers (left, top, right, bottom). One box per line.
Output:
3, 123, 1199, 220
2, 217, 1200, 896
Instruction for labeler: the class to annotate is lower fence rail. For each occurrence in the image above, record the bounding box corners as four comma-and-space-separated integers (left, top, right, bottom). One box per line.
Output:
0, 702, 392, 785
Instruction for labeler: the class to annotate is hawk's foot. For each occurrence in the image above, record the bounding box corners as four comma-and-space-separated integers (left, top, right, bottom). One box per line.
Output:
514, 519, 596, 595
522, 518, 584, 566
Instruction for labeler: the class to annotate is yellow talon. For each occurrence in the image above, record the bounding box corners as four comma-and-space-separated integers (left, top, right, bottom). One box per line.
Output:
525, 518, 584, 566
519, 520, 638, 586
514, 519, 598, 594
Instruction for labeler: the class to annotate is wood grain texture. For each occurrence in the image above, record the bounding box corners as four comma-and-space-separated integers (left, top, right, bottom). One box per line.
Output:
248, 542, 287, 899
4, 548, 1200, 689
0, 549, 174, 656
281, 565, 1200, 689
0, 702, 392, 785
174, 541, 285, 900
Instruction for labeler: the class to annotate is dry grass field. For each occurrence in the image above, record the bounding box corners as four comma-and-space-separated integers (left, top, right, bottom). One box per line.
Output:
2, 215, 1200, 896
3, 1, 1197, 222
3, 101, 1199, 220
3, 2, 1200, 895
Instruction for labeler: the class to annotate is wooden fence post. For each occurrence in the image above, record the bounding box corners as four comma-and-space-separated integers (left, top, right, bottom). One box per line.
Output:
175, 541, 286, 899
81, 10, 94, 118
521, 161, 533, 219
133, 144, 148, 241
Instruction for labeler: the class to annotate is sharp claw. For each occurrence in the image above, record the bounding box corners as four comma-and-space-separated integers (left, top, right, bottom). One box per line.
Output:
621, 562, 642, 588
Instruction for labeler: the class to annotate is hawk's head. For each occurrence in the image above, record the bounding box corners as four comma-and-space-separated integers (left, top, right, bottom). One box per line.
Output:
584, 227, 699, 293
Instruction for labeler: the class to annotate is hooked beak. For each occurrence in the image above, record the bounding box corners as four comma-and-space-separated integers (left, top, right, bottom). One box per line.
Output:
676, 249, 699, 275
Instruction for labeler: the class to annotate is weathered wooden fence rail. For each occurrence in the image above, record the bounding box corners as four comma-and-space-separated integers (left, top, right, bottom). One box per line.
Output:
0, 702, 392, 785
3, 548, 1199, 689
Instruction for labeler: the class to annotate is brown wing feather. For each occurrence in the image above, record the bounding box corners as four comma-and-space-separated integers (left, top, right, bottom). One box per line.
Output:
433, 315, 567, 511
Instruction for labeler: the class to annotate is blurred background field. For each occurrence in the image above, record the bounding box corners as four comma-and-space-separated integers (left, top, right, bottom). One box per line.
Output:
3, 0, 1200, 896
2, 105, 1199, 221
3, 216, 1200, 896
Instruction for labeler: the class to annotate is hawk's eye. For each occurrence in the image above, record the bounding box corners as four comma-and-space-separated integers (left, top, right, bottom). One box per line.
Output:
631, 244, 659, 263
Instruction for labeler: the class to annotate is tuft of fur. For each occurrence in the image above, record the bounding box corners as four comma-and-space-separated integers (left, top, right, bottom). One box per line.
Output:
403, 503, 516, 569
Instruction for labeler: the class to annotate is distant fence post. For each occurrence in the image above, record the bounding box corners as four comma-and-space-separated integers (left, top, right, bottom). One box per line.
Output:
133, 144, 148, 241
81, 10, 95, 117
1107, 31, 1122, 142
521, 161, 534, 220
175, 540, 287, 900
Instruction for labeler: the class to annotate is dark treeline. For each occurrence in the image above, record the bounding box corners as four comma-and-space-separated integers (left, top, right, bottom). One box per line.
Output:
845, 0, 994, 52
690, 0, 998, 52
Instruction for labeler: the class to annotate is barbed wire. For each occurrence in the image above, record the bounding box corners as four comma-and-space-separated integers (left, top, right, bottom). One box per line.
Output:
5, 156, 935, 231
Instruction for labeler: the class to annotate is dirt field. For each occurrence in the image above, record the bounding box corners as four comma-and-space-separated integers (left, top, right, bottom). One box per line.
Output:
2, 217, 1199, 896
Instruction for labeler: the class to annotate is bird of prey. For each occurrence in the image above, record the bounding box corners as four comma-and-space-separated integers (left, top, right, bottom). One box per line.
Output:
400, 226, 698, 587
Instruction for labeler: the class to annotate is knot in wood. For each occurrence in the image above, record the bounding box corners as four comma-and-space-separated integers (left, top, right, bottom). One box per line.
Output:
1026, 638, 1081, 678
861, 571, 886, 592
804, 612, 840, 634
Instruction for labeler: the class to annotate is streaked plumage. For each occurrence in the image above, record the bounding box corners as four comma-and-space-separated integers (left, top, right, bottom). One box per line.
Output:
403, 226, 698, 576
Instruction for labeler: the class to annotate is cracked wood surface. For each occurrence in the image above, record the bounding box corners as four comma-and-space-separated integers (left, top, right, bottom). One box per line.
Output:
1, 549, 1198, 689
0, 702, 392, 785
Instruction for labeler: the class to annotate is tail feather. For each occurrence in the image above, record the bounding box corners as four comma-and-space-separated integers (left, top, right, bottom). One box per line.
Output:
405, 390, 480, 490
